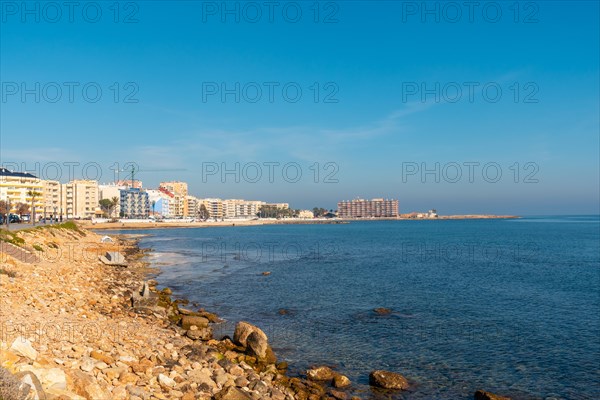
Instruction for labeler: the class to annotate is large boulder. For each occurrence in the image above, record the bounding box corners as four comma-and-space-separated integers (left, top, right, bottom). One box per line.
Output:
368, 370, 409, 390
474, 390, 511, 400
233, 321, 266, 348
246, 331, 268, 359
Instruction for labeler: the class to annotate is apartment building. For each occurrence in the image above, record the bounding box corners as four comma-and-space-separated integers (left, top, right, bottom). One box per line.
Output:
62, 180, 101, 219
119, 188, 150, 219
200, 198, 224, 220
42, 180, 61, 218
0, 167, 44, 216
159, 181, 188, 217
337, 198, 399, 218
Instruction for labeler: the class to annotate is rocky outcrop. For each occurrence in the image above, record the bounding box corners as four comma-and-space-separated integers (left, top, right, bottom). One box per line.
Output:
369, 370, 409, 390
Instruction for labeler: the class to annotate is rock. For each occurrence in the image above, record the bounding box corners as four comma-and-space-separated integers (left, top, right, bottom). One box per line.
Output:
158, 373, 176, 388
373, 307, 392, 315
19, 365, 67, 391
246, 331, 268, 359
187, 369, 217, 389
234, 376, 249, 387
119, 372, 139, 385
261, 271, 271, 276
368, 370, 409, 390
79, 357, 96, 372
10, 336, 38, 360
0, 349, 21, 368
162, 287, 173, 295
90, 350, 114, 365
332, 374, 351, 388
198, 311, 223, 323
306, 366, 335, 381
276, 361, 288, 370
233, 321, 266, 348
181, 315, 209, 330
215, 385, 251, 399
330, 389, 348, 400
112, 385, 128, 400
187, 327, 213, 341
68, 370, 111, 399
278, 308, 290, 315
474, 390, 511, 400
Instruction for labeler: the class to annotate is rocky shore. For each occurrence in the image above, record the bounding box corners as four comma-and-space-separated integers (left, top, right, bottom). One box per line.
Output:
0, 223, 512, 400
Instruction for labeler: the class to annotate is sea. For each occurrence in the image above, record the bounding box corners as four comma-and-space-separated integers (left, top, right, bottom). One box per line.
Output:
104, 215, 600, 399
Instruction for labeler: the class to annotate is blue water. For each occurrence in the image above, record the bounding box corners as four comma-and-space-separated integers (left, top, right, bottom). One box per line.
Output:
106, 216, 600, 399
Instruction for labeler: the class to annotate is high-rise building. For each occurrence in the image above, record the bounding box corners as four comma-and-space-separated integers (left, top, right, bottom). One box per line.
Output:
337, 198, 399, 218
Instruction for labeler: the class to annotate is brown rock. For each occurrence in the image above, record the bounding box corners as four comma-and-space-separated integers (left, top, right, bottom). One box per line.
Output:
215, 385, 251, 399
474, 390, 511, 400
186, 327, 213, 341
306, 366, 335, 381
246, 331, 268, 359
233, 321, 267, 348
330, 390, 348, 400
332, 374, 351, 388
373, 307, 392, 315
90, 350, 114, 365
68, 370, 111, 399
181, 315, 209, 330
368, 370, 408, 390
131, 358, 153, 373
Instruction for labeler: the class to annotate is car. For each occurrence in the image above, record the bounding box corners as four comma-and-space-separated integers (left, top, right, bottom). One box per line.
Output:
8, 214, 22, 223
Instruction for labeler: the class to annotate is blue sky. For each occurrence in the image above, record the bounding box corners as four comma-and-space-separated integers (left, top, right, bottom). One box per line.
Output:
1, 0, 598, 214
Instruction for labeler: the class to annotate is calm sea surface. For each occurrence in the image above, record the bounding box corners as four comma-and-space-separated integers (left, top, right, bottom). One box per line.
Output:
105, 216, 600, 399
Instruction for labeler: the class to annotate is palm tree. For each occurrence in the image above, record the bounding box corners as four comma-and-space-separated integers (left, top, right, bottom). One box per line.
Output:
27, 190, 41, 226
111, 196, 119, 218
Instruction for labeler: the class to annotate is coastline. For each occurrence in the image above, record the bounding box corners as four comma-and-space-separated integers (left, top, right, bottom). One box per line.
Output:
0, 223, 516, 400
0, 223, 358, 399
80, 215, 520, 231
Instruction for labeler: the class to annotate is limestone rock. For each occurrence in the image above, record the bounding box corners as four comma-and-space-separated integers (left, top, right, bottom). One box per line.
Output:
10, 337, 37, 360
215, 385, 251, 400
368, 370, 409, 390
181, 316, 209, 330
306, 366, 335, 381
233, 322, 266, 348
158, 373, 176, 388
246, 331, 268, 359
68, 370, 111, 399
332, 374, 351, 388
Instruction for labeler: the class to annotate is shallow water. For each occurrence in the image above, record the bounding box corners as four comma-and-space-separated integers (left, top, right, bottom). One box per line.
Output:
106, 216, 600, 399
